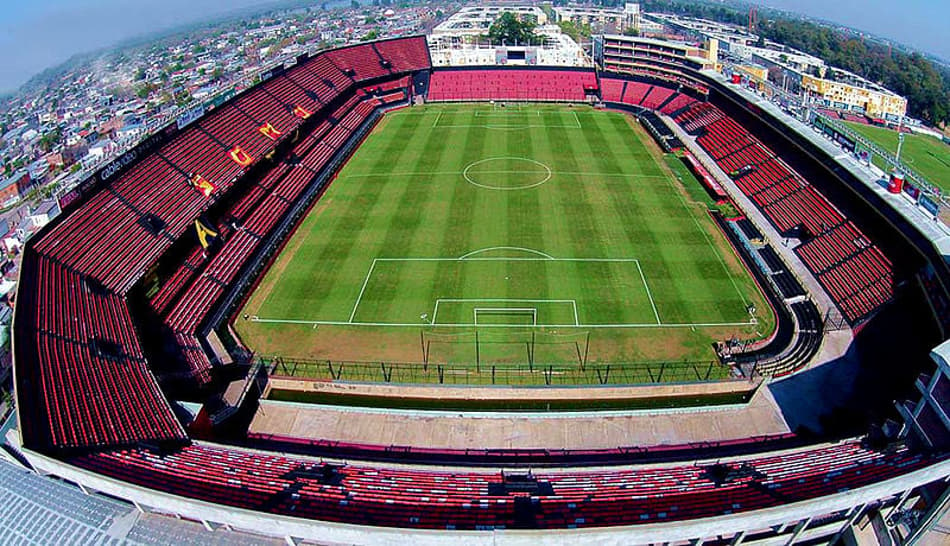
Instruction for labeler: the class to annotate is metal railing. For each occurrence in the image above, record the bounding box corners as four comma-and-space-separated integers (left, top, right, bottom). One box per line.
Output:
263, 355, 738, 386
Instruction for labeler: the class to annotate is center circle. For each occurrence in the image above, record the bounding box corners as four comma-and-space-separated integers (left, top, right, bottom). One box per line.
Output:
462, 157, 552, 190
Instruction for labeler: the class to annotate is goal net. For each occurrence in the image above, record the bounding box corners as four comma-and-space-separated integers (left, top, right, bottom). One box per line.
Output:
421, 324, 591, 369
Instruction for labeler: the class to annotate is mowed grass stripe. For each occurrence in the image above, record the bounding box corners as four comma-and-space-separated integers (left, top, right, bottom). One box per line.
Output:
629, 122, 747, 323
591, 114, 700, 324
423, 112, 485, 324
262, 111, 420, 319
572, 112, 660, 324
329, 112, 428, 321
360, 113, 457, 321
502, 112, 546, 311
572, 113, 662, 324
249, 104, 763, 329
546, 111, 627, 325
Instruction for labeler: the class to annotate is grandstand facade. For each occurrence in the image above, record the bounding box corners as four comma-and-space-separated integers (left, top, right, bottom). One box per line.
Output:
8, 33, 950, 545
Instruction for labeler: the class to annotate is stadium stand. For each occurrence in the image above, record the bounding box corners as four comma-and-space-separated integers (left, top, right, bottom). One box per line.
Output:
15, 252, 186, 449
66, 440, 943, 530
671, 101, 894, 323
14, 37, 426, 450
324, 43, 391, 82
158, 94, 386, 378
243, 431, 801, 466
599, 77, 625, 103
660, 93, 698, 116
373, 36, 432, 74
427, 69, 597, 102
9, 37, 950, 542
0, 459, 278, 544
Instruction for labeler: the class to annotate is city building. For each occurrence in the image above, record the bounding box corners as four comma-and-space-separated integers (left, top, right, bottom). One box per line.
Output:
654, 12, 908, 119
431, 5, 548, 41
554, 3, 640, 34
595, 34, 719, 75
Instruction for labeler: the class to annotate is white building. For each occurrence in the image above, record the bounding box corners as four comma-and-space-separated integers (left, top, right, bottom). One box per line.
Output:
431, 6, 548, 41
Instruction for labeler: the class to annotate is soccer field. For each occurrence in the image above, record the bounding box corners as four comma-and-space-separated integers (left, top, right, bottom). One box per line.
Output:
237, 104, 773, 373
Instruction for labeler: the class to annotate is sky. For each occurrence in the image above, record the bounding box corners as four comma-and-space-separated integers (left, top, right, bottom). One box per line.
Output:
0, 0, 277, 93
0, 0, 948, 94
757, 0, 949, 61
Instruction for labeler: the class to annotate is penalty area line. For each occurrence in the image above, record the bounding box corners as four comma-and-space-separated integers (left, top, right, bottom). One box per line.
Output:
636, 261, 661, 325
348, 259, 377, 323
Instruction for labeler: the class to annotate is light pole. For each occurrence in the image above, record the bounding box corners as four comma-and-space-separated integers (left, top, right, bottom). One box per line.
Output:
894, 115, 906, 169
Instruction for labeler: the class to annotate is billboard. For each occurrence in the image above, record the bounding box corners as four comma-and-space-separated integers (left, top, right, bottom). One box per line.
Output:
920, 194, 940, 216
176, 104, 205, 130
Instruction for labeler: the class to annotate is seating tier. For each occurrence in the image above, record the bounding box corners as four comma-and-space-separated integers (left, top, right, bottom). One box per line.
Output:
427, 69, 596, 102
672, 102, 894, 323
69, 441, 940, 530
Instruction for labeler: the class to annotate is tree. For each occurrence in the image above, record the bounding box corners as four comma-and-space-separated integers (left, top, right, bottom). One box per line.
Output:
38, 129, 62, 153
488, 13, 541, 45
350, 0, 359, 8
362, 29, 380, 41
558, 20, 592, 42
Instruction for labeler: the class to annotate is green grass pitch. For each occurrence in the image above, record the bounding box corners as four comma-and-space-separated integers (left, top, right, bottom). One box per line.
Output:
236, 104, 774, 376
843, 121, 950, 193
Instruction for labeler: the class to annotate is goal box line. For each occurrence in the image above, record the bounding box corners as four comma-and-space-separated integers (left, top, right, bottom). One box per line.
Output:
473, 308, 537, 326
434, 298, 579, 327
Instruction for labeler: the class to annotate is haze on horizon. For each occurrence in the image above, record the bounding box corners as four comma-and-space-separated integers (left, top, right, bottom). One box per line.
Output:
757, 0, 949, 62
0, 0, 277, 94
1, 0, 948, 95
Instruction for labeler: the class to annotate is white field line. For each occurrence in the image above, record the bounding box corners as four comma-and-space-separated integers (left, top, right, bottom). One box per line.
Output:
373, 257, 642, 262
348, 258, 377, 322
352, 257, 648, 325
661, 157, 750, 307
458, 246, 555, 260
431, 110, 443, 128
342, 256, 661, 327
474, 308, 537, 326
250, 317, 757, 329
573, 111, 582, 128
334, 171, 671, 180
432, 298, 577, 325
436, 124, 581, 130
636, 260, 661, 325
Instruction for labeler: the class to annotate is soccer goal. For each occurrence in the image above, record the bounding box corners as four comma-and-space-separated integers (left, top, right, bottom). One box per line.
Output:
421, 324, 591, 371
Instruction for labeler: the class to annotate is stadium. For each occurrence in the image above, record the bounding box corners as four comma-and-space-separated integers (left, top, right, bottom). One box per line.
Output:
6, 31, 950, 545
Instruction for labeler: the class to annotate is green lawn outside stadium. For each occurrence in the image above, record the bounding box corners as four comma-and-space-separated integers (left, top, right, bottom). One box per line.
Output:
843, 121, 950, 193
235, 104, 774, 383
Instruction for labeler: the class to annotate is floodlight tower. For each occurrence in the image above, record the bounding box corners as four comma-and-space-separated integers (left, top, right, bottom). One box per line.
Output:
888, 115, 907, 195
895, 115, 906, 166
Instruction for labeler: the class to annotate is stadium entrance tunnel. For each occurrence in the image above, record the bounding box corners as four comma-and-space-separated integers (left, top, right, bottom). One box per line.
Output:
462, 156, 552, 190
